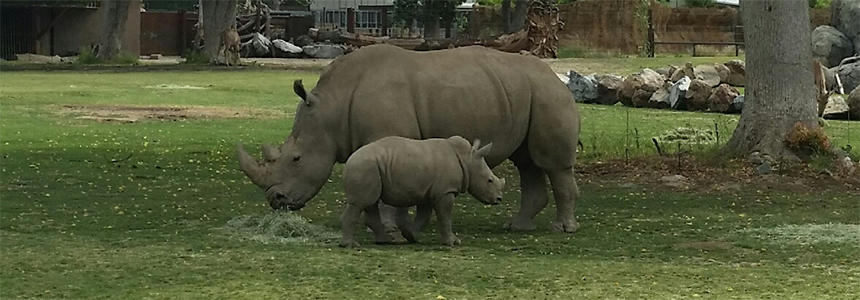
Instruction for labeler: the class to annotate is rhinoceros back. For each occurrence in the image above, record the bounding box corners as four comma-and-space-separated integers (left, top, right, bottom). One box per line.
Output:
314, 44, 580, 170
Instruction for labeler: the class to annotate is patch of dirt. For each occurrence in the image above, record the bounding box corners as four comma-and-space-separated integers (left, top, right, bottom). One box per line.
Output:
59, 105, 287, 123
576, 155, 860, 196
673, 241, 733, 251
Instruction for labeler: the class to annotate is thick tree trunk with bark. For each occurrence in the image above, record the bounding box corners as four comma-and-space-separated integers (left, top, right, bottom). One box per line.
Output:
202, 0, 238, 64
723, 0, 819, 159
502, 0, 511, 33
97, 0, 130, 60
511, 0, 529, 33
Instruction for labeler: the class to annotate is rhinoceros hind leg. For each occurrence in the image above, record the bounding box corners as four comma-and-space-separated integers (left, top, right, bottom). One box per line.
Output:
363, 203, 394, 244
547, 167, 580, 233
503, 160, 548, 231
395, 207, 417, 243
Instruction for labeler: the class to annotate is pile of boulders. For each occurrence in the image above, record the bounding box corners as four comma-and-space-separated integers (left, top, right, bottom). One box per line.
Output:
563, 57, 860, 121
564, 60, 747, 114
239, 32, 347, 59
812, 0, 860, 119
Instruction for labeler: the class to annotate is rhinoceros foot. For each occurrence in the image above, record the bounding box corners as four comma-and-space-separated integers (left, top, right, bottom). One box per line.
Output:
551, 218, 580, 233
503, 218, 538, 231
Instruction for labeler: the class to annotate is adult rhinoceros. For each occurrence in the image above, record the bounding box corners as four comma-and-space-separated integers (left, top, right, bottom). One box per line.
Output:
237, 44, 581, 236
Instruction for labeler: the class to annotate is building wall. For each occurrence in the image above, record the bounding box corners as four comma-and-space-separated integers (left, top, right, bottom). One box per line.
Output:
311, 0, 394, 10
47, 2, 140, 56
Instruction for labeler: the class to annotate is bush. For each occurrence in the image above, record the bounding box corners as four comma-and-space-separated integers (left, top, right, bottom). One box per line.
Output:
76, 47, 100, 64
182, 50, 209, 64
785, 122, 831, 156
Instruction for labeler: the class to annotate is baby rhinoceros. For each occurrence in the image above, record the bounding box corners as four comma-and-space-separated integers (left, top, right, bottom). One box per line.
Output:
340, 136, 505, 247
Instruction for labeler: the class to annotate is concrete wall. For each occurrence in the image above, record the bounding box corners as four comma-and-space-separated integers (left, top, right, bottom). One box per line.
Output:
44, 2, 140, 56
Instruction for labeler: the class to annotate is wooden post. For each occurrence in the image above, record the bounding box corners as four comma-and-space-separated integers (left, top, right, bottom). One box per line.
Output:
347, 8, 355, 33
380, 7, 389, 37
647, 6, 655, 57
179, 9, 187, 56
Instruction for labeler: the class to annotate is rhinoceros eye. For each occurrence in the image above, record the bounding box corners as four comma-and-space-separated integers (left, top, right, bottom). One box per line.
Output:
293, 155, 300, 162
488, 179, 493, 183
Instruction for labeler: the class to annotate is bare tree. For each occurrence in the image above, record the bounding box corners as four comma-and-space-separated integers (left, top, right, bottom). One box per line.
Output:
202, 0, 239, 64
723, 0, 819, 159
96, 0, 130, 60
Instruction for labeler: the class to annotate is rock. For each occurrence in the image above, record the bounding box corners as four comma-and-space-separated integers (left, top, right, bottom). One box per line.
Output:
836, 156, 856, 176
847, 85, 860, 119
811, 25, 854, 68
655, 66, 674, 80
271, 39, 303, 58
632, 89, 655, 108
748, 151, 764, 165
670, 62, 695, 82
823, 94, 851, 119
648, 82, 673, 109
756, 162, 773, 175
619, 68, 663, 107
301, 44, 345, 59
685, 79, 712, 111
723, 59, 746, 87
669, 76, 691, 110
293, 35, 314, 47
14, 53, 62, 63
729, 94, 745, 114
595, 74, 623, 105
567, 70, 599, 103
149, 53, 162, 60
855, 35, 860, 58
239, 33, 272, 57
831, 58, 860, 94
707, 84, 740, 113
831, 0, 860, 40
557, 73, 570, 85
694, 64, 721, 87
660, 175, 689, 188
714, 63, 730, 83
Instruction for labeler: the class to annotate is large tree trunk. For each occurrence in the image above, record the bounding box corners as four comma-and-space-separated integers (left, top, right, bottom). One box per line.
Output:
423, 17, 440, 38
202, 0, 238, 64
96, 0, 130, 61
723, 0, 818, 159
501, 0, 511, 33
510, 0, 529, 33
193, 0, 204, 51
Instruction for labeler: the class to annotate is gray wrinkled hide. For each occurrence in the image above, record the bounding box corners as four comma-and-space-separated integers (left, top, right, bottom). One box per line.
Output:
730, 94, 745, 114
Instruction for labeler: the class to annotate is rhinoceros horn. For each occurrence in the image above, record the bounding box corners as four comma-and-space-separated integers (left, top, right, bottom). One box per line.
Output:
261, 143, 281, 162
237, 143, 268, 187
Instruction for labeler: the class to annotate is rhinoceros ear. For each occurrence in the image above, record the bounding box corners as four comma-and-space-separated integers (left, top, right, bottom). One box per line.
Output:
475, 142, 493, 158
294, 80, 317, 107
471, 139, 482, 154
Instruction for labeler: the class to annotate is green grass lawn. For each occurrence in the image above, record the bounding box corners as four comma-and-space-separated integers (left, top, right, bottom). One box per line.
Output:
1, 69, 858, 299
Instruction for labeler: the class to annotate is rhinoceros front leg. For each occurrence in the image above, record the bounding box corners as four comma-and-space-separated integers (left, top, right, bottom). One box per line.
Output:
411, 203, 434, 233
504, 162, 548, 231
547, 167, 580, 233
394, 207, 417, 243
434, 193, 460, 246
340, 203, 364, 248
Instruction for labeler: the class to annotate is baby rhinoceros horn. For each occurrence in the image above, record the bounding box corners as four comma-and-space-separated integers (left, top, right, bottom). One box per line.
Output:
237, 142, 269, 187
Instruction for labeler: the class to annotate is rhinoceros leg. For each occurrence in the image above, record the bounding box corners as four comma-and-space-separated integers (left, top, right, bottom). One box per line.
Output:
395, 207, 417, 243
503, 161, 548, 231
547, 167, 580, 233
363, 203, 394, 244
411, 203, 434, 233
434, 193, 460, 246
375, 202, 403, 242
